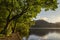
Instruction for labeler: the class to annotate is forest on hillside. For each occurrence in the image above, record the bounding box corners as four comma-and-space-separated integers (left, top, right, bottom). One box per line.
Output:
31, 20, 60, 28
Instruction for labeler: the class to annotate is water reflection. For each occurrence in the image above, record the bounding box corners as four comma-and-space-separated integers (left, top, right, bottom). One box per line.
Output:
43, 32, 60, 40
23, 32, 60, 40
28, 35, 42, 40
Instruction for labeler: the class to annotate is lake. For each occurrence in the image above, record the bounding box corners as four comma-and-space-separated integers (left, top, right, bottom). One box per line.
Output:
23, 32, 60, 40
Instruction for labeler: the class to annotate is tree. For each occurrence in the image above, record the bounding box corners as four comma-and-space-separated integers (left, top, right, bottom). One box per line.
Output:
0, 0, 58, 38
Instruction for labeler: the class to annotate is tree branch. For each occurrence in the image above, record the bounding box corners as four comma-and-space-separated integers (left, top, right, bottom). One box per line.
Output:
12, 20, 17, 33
9, 6, 29, 22
6, 9, 12, 22
1, 6, 29, 34
1, 9, 12, 34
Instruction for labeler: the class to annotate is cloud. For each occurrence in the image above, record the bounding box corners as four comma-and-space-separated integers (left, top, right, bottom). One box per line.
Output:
33, 16, 60, 23
51, 16, 60, 23
40, 17, 48, 21
33, 17, 48, 21
39, 16, 60, 23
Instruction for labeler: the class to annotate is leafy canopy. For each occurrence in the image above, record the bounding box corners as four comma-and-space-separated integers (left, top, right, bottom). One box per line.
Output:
0, 0, 58, 37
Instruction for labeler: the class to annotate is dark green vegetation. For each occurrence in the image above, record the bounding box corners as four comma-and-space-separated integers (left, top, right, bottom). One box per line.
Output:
0, 0, 58, 39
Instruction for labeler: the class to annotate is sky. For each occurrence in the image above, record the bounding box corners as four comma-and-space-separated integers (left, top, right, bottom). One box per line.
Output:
34, 0, 60, 23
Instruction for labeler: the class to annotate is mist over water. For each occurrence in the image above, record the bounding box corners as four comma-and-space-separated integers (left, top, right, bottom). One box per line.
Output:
23, 32, 60, 40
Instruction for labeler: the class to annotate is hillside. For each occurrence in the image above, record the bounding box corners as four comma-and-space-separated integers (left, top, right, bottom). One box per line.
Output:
31, 20, 60, 28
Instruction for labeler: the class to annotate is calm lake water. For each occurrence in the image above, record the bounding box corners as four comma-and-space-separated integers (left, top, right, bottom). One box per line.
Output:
23, 32, 60, 40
